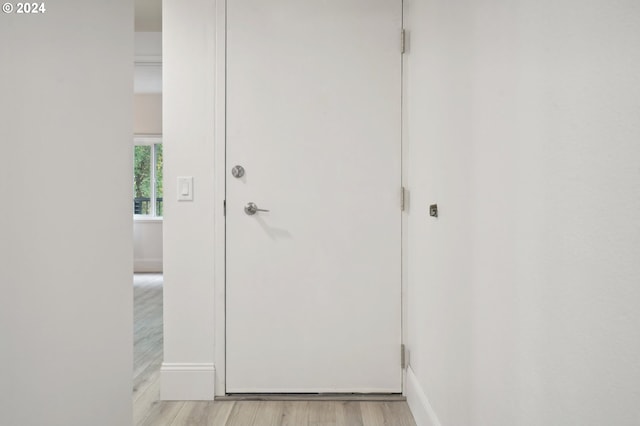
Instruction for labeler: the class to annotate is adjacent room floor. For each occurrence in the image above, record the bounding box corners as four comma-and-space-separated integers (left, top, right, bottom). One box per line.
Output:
132, 274, 416, 426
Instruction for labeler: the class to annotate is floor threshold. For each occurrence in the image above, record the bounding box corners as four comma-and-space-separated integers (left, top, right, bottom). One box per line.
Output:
216, 393, 406, 402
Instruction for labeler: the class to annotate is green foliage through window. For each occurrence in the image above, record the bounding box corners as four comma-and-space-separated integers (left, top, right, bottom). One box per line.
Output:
134, 143, 163, 217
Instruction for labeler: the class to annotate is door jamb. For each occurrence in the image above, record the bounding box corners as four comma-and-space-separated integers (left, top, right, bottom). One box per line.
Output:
213, 0, 227, 397
399, 0, 408, 397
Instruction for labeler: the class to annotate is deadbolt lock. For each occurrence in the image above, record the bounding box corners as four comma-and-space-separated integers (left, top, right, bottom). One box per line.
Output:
232, 165, 245, 178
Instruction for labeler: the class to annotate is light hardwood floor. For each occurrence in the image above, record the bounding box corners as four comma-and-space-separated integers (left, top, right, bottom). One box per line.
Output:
133, 274, 417, 426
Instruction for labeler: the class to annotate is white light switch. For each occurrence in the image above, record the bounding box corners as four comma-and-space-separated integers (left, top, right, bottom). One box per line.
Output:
177, 176, 193, 201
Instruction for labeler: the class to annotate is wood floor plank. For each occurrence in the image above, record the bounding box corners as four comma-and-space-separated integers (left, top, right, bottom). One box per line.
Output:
170, 401, 213, 425
252, 401, 286, 426
133, 274, 164, 426
308, 401, 337, 426
280, 401, 310, 426
169, 401, 235, 425
134, 366, 160, 402
381, 401, 417, 426
141, 401, 185, 426
335, 401, 364, 426
208, 401, 237, 425
360, 401, 386, 426
225, 401, 260, 426
133, 373, 161, 425
133, 357, 162, 399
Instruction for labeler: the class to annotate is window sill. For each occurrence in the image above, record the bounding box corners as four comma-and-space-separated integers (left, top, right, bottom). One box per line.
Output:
134, 216, 163, 223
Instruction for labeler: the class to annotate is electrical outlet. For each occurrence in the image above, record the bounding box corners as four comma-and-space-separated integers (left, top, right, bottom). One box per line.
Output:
429, 204, 438, 217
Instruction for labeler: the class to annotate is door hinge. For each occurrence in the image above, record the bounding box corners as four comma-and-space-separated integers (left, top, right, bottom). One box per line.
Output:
401, 186, 407, 211
401, 344, 407, 369
401, 29, 406, 54
223, 200, 226, 216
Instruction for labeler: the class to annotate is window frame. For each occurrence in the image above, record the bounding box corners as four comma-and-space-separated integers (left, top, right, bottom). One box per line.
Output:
134, 135, 163, 220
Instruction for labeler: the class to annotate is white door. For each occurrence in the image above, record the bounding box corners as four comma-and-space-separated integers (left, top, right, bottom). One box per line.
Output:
226, 0, 402, 393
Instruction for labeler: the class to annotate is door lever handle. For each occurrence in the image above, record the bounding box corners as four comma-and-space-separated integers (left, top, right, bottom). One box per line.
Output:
244, 202, 269, 216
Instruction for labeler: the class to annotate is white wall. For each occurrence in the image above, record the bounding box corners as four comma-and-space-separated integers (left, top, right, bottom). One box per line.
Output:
161, 0, 217, 399
134, 219, 163, 272
134, 32, 162, 95
135, 32, 163, 59
136, 2, 163, 32
403, 1, 474, 424
134, 94, 163, 134
404, 0, 640, 425
0, 1, 133, 425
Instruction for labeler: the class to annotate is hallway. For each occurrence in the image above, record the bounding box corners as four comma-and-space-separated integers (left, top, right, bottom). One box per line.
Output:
133, 274, 416, 425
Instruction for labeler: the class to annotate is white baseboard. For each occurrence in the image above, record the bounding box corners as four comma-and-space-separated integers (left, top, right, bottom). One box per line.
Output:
160, 363, 215, 400
134, 258, 163, 273
405, 366, 442, 426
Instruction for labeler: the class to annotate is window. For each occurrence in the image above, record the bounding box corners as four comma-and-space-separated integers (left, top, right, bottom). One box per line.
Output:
134, 138, 163, 217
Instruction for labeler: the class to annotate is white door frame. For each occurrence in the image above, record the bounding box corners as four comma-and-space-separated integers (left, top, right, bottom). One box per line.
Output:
211, 0, 407, 396
212, 0, 228, 397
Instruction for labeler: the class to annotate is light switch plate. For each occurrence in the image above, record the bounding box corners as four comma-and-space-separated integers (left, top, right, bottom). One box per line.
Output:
177, 176, 193, 201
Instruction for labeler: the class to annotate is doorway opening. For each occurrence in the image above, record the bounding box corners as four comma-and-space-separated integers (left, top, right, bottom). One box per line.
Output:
132, 3, 163, 421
